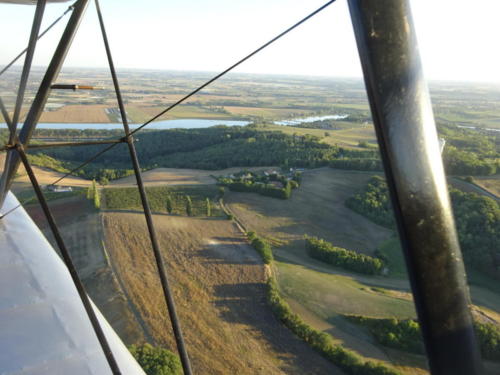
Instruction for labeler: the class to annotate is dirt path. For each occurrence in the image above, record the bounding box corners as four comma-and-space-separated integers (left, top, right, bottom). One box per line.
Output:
450, 177, 499, 201
103, 212, 344, 375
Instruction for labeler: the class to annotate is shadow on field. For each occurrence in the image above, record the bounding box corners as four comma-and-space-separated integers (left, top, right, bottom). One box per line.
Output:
212, 282, 341, 374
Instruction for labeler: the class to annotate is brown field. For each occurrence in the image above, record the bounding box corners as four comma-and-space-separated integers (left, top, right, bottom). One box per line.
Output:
0, 151, 92, 188
134, 105, 236, 121
109, 166, 273, 187
450, 177, 499, 201
103, 212, 343, 374
261, 124, 377, 148
39, 105, 111, 123
223, 106, 310, 119
13, 165, 92, 187
473, 176, 500, 198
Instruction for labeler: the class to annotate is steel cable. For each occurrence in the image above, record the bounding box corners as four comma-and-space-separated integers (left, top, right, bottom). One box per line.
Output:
44, 0, 336, 187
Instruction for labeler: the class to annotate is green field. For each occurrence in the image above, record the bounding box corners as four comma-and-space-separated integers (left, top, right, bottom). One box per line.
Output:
103, 185, 224, 217
227, 167, 500, 374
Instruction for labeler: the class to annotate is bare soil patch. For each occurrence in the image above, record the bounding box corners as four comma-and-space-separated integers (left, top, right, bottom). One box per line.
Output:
39, 104, 110, 123
472, 176, 500, 198
103, 212, 343, 374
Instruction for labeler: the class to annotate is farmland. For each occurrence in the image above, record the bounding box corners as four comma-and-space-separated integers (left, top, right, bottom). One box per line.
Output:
9, 160, 499, 374
102, 212, 341, 374
1, 68, 498, 374
225, 167, 500, 374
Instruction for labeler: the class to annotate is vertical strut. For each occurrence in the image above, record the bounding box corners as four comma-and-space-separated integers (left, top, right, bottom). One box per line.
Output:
348, 1, 482, 374
0, 0, 89, 210
10, 0, 47, 140
94, 1, 193, 374
15, 144, 122, 375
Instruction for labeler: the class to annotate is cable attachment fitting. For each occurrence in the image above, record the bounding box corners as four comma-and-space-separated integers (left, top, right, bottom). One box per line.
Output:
120, 135, 134, 144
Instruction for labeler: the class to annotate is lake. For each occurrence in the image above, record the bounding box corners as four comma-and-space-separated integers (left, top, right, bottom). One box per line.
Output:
274, 114, 348, 126
0, 118, 249, 130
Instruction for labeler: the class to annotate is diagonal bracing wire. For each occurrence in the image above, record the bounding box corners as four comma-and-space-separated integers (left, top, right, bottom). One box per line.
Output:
95, 0, 194, 372
0, 2, 75, 78
44, 0, 336, 187
15, 144, 123, 375
10, 0, 46, 140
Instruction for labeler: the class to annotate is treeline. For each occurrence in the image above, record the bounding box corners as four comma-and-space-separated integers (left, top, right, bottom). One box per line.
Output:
25, 122, 497, 179
221, 179, 294, 199
346, 176, 500, 278
244, 231, 399, 374
27, 126, 383, 178
103, 185, 223, 217
345, 176, 394, 228
32, 128, 125, 139
247, 231, 273, 264
86, 180, 101, 209
439, 123, 499, 175
305, 236, 384, 275
450, 189, 500, 276
345, 316, 424, 354
267, 278, 400, 375
292, 118, 355, 130
346, 315, 500, 362
330, 158, 382, 172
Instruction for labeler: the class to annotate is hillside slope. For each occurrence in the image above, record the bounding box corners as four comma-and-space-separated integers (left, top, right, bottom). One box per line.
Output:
103, 212, 343, 374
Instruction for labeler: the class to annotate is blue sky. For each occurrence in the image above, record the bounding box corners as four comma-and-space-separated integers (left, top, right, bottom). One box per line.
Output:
1, 0, 500, 82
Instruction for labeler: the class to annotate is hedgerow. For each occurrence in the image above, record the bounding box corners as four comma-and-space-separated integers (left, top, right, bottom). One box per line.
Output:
305, 236, 384, 275
245, 231, 400, 374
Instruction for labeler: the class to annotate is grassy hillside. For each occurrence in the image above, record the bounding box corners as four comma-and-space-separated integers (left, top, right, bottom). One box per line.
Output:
225, 167, 500, 374
103, 212, 341, 375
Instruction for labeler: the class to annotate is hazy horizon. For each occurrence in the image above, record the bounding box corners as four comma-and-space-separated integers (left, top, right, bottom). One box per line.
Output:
2, 0, 500, 83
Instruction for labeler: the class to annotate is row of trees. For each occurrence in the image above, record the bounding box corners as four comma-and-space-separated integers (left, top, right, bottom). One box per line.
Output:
347, 315, 500, 361
306, 236, 384, 275
86, 179, 100, 209
244, 229, 399, 374
221, 180, 294, 199
346, 316, 424, 354
247, 231, 273, 264
102, 186, 221, 217
266, 277, 400, 375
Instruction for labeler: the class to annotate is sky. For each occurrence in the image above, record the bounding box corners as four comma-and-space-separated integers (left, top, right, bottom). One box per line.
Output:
1, 0, 500, 82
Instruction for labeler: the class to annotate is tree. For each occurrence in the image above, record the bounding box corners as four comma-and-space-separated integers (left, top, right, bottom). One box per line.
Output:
93, 183, 101, 210
166, 196, 173, 214
206, 197, 211, 217
129, 344, 181, 375
185, 195, 193, 216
